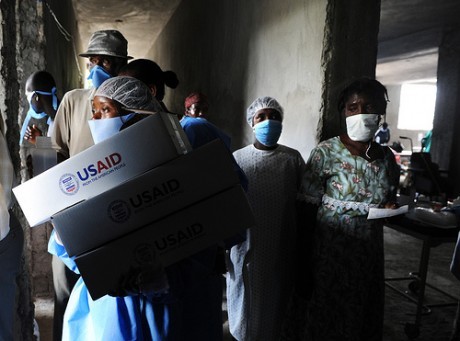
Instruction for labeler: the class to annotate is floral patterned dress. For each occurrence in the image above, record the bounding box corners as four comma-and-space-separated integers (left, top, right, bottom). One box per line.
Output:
283, 136, 399, 341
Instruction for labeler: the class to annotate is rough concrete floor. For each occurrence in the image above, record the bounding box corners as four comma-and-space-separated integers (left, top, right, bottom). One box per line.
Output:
383, 225, 459, 340
34, 226, 460, 340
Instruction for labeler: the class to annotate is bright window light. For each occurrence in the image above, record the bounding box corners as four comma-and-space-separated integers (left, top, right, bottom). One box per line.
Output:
397, 83, 436, 130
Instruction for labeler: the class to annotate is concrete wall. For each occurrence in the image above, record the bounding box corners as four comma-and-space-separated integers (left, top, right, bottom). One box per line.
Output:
0, 0, 40, 337
431, 29, 460, 196
44, 0, 84, 94
147, 0, 327, 161
147, 0, 381, 161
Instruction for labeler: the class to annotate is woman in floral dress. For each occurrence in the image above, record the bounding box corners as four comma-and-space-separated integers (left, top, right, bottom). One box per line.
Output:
284, 78, 400, 341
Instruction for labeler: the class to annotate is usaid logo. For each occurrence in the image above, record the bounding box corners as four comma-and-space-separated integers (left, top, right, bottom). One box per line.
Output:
134, 243, 157, 265
154, 223, 204, 251
76, 153, 122, 181
107, 200, 131, 223
59, 173, 80, 195
128, 179, 181, 209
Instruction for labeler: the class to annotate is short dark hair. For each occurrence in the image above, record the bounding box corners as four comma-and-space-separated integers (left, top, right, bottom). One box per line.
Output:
29, 71, 56, 92
119, 59, 179, 101
337, 78, 389, 114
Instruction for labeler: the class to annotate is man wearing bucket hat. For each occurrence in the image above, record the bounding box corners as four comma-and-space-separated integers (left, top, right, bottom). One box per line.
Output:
52, 29, 132, 159
50, 29, 132, 341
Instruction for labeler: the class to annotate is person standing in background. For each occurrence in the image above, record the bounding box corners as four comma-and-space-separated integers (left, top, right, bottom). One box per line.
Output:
374, 121, 390, 146
184, 92, 209, 119
226, 96, 305, 341
50, 29, 132, 341
20, 71, 59, 146
181, 92, 231, 149
421, 130, 432, 152
20, 71, 60, 179
179, 90, 248, 340
118, 58, 179, 113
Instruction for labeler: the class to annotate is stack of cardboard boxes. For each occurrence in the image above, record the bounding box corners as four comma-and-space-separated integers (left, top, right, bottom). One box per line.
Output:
14, 113, 254, 300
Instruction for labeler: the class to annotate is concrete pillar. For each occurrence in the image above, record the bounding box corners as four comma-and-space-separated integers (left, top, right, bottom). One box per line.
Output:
319, 0, 381, 141
0, 1, 83, 338
431, 29, 460, 197
0, 1, 36, 339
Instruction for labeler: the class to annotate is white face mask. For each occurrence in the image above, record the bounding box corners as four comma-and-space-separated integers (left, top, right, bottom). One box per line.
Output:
346, 114, 380, 142
88, 114, 132, 144
26, 90, 34, 104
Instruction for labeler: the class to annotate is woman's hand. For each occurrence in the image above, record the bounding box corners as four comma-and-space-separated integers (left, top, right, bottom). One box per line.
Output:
384, 202, 399, 209
109, 265, 169, 297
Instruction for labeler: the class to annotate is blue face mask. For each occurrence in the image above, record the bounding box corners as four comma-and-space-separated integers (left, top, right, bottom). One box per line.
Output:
26, 87, 58, 113
19, 106, 48, 145
87, 65, 112, 88
88, 113, 136, 144
20, 91, 50, 144
253, 120, 282, 147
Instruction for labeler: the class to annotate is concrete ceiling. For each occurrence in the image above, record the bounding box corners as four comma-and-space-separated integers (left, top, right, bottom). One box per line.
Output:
377, 0, 460, 85
71, 0, 460, 85
71, 0, 182, 59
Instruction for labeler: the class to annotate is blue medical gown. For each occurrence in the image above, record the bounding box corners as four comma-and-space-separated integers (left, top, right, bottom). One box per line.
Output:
48, 231, 224, 341
48, 231, 172, 340
180, 115, 248, 192
46, 116, 246, 340
180, 116, 231, 149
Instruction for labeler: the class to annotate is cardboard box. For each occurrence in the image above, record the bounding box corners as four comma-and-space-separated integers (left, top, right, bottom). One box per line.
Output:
13, 113, 191, 226
52, 140, 239, 256
75, 185, 254, 300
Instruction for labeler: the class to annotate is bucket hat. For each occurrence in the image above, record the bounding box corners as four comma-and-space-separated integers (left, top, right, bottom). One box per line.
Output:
79, 30, 133, 59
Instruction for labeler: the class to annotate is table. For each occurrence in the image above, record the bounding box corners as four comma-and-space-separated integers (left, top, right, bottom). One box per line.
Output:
384, 215, 459, 339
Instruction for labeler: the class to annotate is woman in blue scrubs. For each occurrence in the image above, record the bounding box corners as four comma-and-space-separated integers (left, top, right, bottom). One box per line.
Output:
49, 76, 230, 340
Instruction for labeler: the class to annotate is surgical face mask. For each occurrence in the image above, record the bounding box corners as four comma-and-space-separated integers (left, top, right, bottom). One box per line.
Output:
346, 114, 380, 142
19, 106, 48, 145
88, 114, 134, 144
25, 91, 46, 118
253, 120, 282, 147
26, 87, 58, 112
87, 65, 112, 88
26, 91, 34, 104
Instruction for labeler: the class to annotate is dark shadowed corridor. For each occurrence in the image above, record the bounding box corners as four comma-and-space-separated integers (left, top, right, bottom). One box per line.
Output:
34, 226, 459, 341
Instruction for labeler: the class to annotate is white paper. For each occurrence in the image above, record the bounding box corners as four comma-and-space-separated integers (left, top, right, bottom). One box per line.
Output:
367, 205, 409, 220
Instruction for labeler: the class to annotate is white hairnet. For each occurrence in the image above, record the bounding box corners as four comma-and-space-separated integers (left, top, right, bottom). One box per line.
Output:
95, 76, 162, 112
246, 96, 284, 126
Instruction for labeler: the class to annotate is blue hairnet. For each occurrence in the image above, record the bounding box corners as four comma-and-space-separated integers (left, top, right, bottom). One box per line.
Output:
95, 76, 162, 112
246, 96, 284, 126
